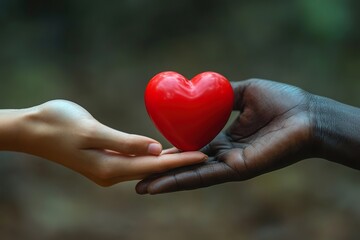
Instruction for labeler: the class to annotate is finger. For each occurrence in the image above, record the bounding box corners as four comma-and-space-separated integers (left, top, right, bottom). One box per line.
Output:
136, 161, 239, 195
124, 151, 208, 176
83, 150, 207, 180
161, 147, 181, 155
135, 164, 202, 194
134, 174, 165, 193
91, 124, 162, 156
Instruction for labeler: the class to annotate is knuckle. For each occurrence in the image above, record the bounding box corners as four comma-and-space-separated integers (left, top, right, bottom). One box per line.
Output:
78, 121, 100, 145
93, 162, 114, 179
121, 138, 134, 151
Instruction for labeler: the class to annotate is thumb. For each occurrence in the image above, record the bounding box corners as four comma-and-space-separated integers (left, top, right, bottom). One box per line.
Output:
91, 124, 162, 156
231, 80, 252, 111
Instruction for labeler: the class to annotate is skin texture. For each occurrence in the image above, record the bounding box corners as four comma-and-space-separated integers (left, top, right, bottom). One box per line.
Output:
0, 100, 207, 186
136, 79, 360, 194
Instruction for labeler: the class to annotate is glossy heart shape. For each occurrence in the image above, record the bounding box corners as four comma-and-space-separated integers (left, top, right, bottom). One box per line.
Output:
145, 71, 234, 151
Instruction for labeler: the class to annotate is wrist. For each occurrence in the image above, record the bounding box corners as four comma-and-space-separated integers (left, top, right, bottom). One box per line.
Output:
310, 94, 360, 168
0, 106, 40, 152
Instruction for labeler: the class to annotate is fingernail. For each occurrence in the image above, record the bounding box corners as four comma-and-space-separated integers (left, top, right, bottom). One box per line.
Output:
148, 143, 162, 155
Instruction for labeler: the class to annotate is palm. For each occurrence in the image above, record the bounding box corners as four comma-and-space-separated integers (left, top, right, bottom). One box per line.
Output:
136, 79, 314, 194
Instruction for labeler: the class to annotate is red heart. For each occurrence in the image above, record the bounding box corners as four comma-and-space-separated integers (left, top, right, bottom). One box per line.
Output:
145, 71, 234, 151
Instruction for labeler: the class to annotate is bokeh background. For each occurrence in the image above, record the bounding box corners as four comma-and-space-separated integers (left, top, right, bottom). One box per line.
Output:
1, 0, 360, 239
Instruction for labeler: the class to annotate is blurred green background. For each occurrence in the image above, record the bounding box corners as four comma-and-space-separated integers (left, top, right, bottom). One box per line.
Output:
1, 0, 360, 239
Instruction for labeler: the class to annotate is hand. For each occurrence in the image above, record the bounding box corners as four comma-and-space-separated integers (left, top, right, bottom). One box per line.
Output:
2, 100, 207, 186
136, 79, 316, 194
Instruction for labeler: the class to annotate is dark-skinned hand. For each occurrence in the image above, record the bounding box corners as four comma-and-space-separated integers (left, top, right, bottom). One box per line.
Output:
136, 79, 317, 194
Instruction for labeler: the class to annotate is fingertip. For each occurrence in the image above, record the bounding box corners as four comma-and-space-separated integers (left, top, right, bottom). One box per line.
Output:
135, 181, 149, 194
124, 134, 162, 155
190, 152, 208, 163
179, 152, 208, 166
147, 143, 163, 155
